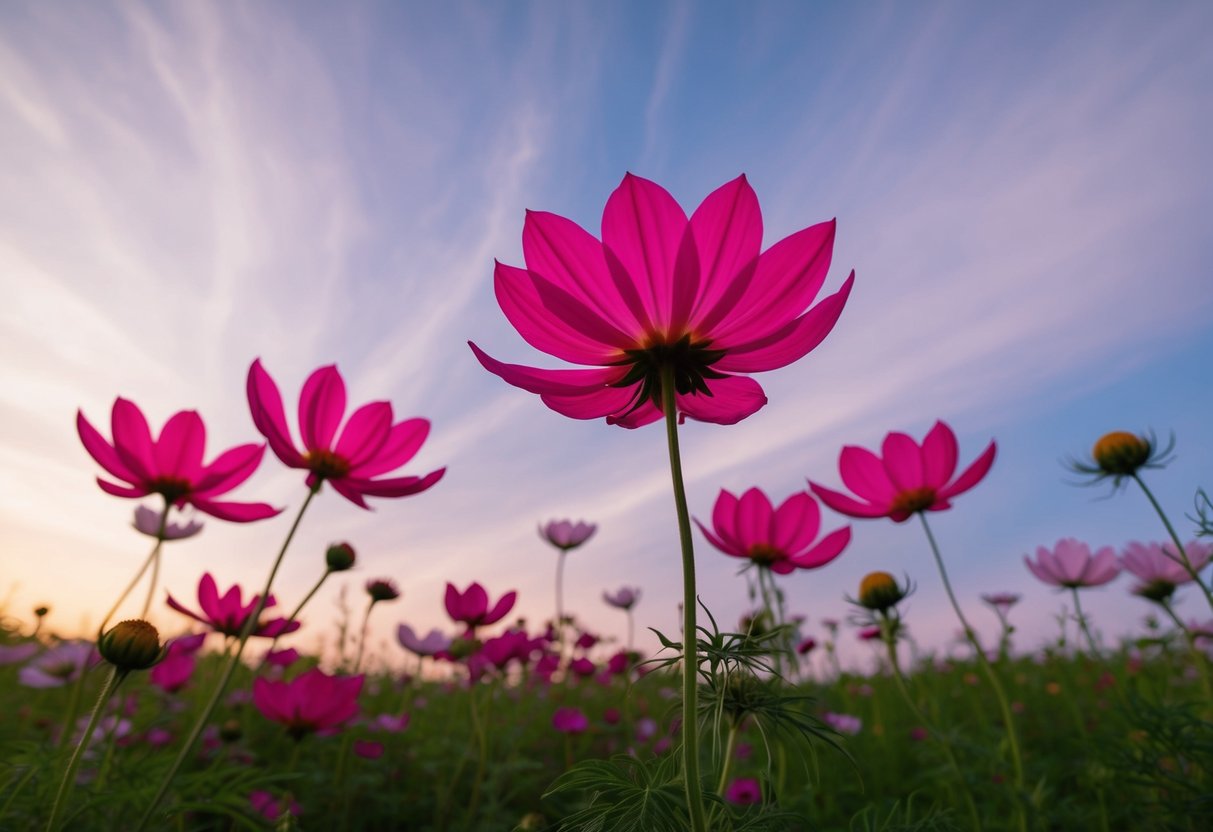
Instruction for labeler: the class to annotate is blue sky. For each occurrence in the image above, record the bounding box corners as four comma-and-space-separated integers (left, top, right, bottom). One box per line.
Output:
2, 1, 1211, 671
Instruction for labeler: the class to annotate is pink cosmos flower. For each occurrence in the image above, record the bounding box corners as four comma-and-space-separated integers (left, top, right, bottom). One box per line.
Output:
823, 711, 863, 735
796, 637, 817, 655
810, 421, 996, 522
249, 791, 302, 822
981, 593, 1022, 612
857, 626, 883, 642
1121, 541, 1213, 587
77, 399, 278, 522
540, 519, 597, 551
444, 582, 517, 632
397, 624, 451, 657
166, 573, 301, 639
696, 487, 850, 574
17, 641, 96, 688
603, 586, 641, 610
0, 643, 39, 666
149, 632, 206, 693
725, 777, 762, 806
470, 174, 854, 428
354, 740, 384, 759
133, 505, 204, 540
253, 667, 363, 739
264, 647, 300, 668
552, 706, 589, 735
246, 359, 445, 508
1024, 539, 1120, 589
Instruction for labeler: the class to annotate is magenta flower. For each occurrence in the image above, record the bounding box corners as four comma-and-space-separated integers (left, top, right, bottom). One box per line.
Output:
149, 632, 206, 693
77, 399, 278, 522
796, 637, 817, 655
552, 706, 589, 735
725, 777, 762, 806
253, 667, 363, 739
246, 359, 445, 508
397, 624, 451, 657
1121, 541, 1213, 587
810, 421, 996, 522
470, 174, 854, 428
696, 487, 850, 574
1024, 539, 1120, 589
444, 582, 517, 631
166, 573, 301, 639
823, 711, 863, 735
603, 586, 641, 610
540, 519, 597, 551
133, 505, 203, 540
249, 791, 302, 822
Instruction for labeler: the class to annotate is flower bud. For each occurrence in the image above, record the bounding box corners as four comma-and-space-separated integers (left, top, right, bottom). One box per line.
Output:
326, 542, 356, 572
34, 605, 49, 618
858, 571, 908, 612
1133, 579, 1176, 604
98, 619, 163, 671
1092, 431, 1151, 476
366, 578, 401, 603
447, 636, 481, 660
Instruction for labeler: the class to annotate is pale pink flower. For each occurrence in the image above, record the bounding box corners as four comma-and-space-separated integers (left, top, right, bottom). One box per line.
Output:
603, 586, 641, 610
540, 519, 597, 551
132, 505, 203, 540
1122, 540, 1212, 587
1024, 539, 1120, 589
397, 624, 451, 657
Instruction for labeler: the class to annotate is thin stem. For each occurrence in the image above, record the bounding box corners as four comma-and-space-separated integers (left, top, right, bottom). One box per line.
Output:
1133, 473, 1213, 613
46, 667, 125, 832
919, 513, 1027, 832
137, 506, 170, 620
555, 550, 567, 666
354, 599, 375, 674
626, 609, 634, 654
98, 543, 161, 635
660, 367, 707, 832
136, 487, 318, 830
1070, 588, 1101, 657
1158, 600, 1213, 704
715, 719, 740, 796
258, 569, 332, 674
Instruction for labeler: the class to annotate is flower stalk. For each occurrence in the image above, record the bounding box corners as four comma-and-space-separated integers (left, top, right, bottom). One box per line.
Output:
1132, 473, 1213, 613
46, 667, 125, 832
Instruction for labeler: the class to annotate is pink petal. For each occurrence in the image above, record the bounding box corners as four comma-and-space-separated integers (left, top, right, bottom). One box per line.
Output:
789, 525, 851, 569
98, 478, 149, 498
920, 422, 959, 491
299, 366, 347, 452
714, 273, 853, 372
482, 590, 517, 626
111, 398, 157, 482
676, 375, 767, 425
165, 593, 209, 628
541, 384, 640, 420
343, 468, 445, 499
496, 261, 629, 363
154, 411, 206, 482
687, 175, 763, 332
469, 342, 622, 396
194, 443, 265, 496
463, 583, 488, 621
695, 517, 743, 558
838, 446, 897, 504
334, 402, 393, 468
443, 584, 461, 621
881, 433, 926, 492
735, 488, 774, 549
1024, 554, 1056, 586
189, 497, 281, 523
247, 360, 305, 467
351, 418, 430, 479
709, 490, 742, 552
938, 440, 997, 500
77, 410, 139, 484
329, 479, 371, 509
772, 492, 821, 555
601, 173, 690, 333
522, 210, 648, 336
809, 482, 890, 519
198, 574, 221, 621
606, 399, 663, 428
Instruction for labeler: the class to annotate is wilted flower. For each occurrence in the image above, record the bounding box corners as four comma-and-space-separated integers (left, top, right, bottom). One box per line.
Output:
253, 667, 363, 739
811, 421, 996, 522
98, 619, 163, 671
552, 707, 589, 735
697, 487, 850, 573
247, 359, 445, 508
1024, 539, 1120, 589
77, 398, 278, 522
725, 777, 762, 806
470, 174, 854, 428
397, 625, 451, 658
366, 579, 401, 604
540, 520, 597, 551
444, 582, 517, 632
18, 641, 96, 688
166, 573, 300, 639
603, 586, 641, 610
133, 505, 203, 540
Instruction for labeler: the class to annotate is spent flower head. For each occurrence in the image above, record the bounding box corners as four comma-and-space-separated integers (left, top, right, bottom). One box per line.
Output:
326, 542, 356, 572
366, 578, 401, 604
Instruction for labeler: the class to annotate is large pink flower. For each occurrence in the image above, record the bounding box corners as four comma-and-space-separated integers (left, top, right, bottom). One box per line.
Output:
444, 582, 517, 631
77, 399, 278, 522
810, 421, 996, 523
253, 667, 362, 739
246, 359, 445, 508
1024, 539, 1120, 589
166, 573, 300, 639
695, 488, 850, 574
470, 174, 854, 428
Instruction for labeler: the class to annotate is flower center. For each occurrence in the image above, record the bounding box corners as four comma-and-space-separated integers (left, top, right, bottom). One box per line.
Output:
304, 448, 352, 479
610, 332, 728, 411
1091, 431, 1150, 476
149, 477, 192, 504
890, 487, 937, 515
746, 543, 783, 566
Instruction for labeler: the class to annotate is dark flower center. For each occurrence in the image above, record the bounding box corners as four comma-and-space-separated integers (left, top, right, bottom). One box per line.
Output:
746, 543, 783, 566
305, 449, 351, 479
890, 487, 936, 515
610, 333, 727, 412
149, 477, 192, 504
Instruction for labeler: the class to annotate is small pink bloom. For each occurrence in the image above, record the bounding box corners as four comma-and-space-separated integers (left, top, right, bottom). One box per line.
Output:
18, 641, 96, 688
444, 582, 517, 631
145, 727, 174, 748
397, 624, 451, 657
823, 711, 862, 735
606, 650, 631, 675
575, 632, 599, 650
354, 740, 384, 759
264, 647, 300, 668
725, 777, 762, 806
77, 399, 279, 522
858, 626, 882, 641
246, 359, 445, 508
253, 667, 363, 739
0, 643, 39, 666
149, 651, 196, 694
635, 717, 658, 742
1121, 540, 1212, 586
552, 707, 589, 735
133, 505, 204, 540
603, 707, 621, 725
1024, 539, 1120, 589
540, 519, 597, 551
810, 421, 996, 522
981, 592, 1022, 613
603, 586, 641, 610
249, 791, 302, 821
471, 174, 854, 428
569, 657, 595, 678
796, 637, 817, 655
166, 573, 300, 639
909, 726, 929, 742
373, 713, 410, 733
696, 487, 850, 574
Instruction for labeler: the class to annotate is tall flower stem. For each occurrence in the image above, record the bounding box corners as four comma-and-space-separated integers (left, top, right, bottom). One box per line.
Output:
555, 550, 567, 665
136, 488, 318, 830
1069, 589, 1101, 657
46, 667, 125, 832
1158, 600, 1213, 704
1133, 473, 1213, 613
660, 367, 707, 832
354, 599, 375, 674
258, 569, 333, 673
919, 514, 1026, 832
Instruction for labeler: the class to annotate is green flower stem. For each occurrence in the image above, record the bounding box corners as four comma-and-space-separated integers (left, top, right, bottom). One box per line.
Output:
136, 487, 318, 831
1133, 473, 1213, 613
880, 619, 981, 830
354, 598, 375, 674
464, 681, 490, 826
660, 366, 707, 832
1158, 600, 1213, 703
55, 662, 91, 755
626, 608, 635, 654
918, 514, 1027, 832
555, 549, 568, 667
714, 718, 740, 797
1069, 588, 1101, 657
258, 568, 333, 674
46, 666, 125, 832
